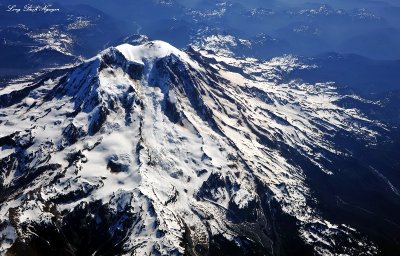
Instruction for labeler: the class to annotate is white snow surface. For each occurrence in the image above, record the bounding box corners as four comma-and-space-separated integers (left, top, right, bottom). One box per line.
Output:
116, 40, 202, 70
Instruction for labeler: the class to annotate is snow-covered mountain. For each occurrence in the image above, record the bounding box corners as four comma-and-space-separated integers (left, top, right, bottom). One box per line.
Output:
0, 40, 399, 255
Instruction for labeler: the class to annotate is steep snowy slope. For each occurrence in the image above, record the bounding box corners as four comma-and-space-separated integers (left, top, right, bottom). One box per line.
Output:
0, 40, 393, 255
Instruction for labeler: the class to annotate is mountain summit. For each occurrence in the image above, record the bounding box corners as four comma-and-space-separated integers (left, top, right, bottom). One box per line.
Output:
0, 40, 395, 255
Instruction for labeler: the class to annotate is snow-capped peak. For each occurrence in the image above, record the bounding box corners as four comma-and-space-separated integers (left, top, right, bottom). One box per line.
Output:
115, 40, 202, 70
